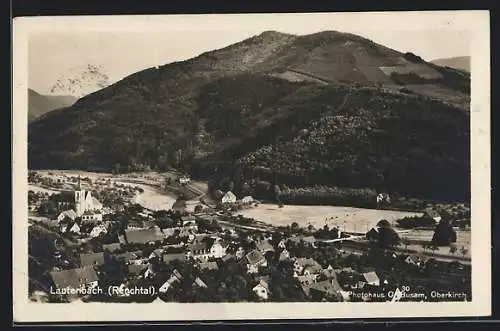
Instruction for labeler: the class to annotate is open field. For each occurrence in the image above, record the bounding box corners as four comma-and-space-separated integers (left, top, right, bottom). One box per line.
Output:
400, 229, 471, 258
236, 203, 423, 232
132, 185, 176, 211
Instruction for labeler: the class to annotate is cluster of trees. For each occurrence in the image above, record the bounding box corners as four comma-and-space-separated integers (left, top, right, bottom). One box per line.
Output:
396, 215, 437, 229
29, 69, 468, 206
203, 85, 469, 204
431, 221, 457, 246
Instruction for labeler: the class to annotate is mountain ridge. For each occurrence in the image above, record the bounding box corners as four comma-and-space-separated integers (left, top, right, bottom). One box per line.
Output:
28, 88, 78, 122
28, 30, 470, 202
431, 56, 470, 73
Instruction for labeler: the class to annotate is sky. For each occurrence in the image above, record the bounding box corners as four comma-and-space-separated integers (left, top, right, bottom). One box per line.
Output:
27, 12, 474, 96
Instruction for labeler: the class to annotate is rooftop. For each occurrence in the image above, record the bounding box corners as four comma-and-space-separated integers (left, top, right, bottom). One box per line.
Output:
50, 266, 99, 289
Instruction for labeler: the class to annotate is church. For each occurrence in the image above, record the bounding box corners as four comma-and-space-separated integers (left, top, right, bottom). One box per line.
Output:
56, 177, 103, 223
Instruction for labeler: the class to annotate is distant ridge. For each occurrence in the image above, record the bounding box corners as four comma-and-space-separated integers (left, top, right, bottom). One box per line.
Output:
28, 88, 78, 122
431, 56, 470, 73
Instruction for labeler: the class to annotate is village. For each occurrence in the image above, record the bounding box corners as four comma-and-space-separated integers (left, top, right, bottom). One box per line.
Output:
27, 171, 471, 304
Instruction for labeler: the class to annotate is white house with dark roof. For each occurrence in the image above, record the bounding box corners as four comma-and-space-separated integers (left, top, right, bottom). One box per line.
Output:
221, 191, 237, 204
57, 210, 77, 223
362, 271, 381, 287
252, 276, 271, 300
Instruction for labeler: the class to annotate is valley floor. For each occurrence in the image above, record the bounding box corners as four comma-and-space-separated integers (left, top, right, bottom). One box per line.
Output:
236, 204, 423, 232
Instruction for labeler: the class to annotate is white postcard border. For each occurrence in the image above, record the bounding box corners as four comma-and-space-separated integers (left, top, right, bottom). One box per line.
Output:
13, 11, 491, 322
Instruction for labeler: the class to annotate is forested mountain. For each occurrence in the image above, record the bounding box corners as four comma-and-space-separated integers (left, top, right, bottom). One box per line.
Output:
28, 89, 78, 123
28, 30, 470, 202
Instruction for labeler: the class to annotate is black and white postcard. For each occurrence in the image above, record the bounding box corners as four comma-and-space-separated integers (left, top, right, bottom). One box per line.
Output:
12, 11, 491, 322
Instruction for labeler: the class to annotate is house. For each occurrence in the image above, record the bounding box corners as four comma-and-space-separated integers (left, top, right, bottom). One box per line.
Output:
365, 227, 380, 241
209, 240, 227, 259
81, 210, 103, 222
127, 263, 149, 276
178, 175, 191, 185
102, 243, 121, 254
235, 246, 246, 259
376, 193, 391, 205
163, 253, 187, 264
188, 237, 226, 261
181, 215, 196, 226
79, 252, 105, 267
277, 239, 287, 249
245, 249, 267, 274
252, 276, 271, 300
115, 250, 143, 264
321, 265, 337, 280
308, 279, 344, 301
49, 266, 99, 296
221, 191, 237, 204
193, 277, 208, 289
279, 249, 290, 261
148, 248, 165, 261
159, 269, 183, 293
89, 223, 107, 238
296, 274, 317, 287
362, 271, 381, 287
57, 210, 77, 223
287, 235, 317, 248
60, 220, 80, 234
124, 229, 164, 245
404, 254, 428, 268
425, 208, 442, 224
257, 240, 275, 254
294, 258, 322, 277
199, 261, 219, 271
241, 196, 254, 204
221, 254, 236, 264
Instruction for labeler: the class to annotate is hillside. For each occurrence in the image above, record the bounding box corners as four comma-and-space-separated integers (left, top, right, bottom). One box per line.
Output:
28, 89, 78, 122
28, 30, 471, 203
431, 56, 470, 73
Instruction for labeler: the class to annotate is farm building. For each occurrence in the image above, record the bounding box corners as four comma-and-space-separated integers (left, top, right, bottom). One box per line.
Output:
221, 191, 237, 204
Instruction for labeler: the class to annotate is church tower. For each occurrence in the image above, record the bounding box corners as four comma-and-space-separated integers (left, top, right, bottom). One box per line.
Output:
74, 175, 86, 216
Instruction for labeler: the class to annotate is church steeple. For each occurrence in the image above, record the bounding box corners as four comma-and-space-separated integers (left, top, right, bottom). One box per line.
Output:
78, 175, 82, 190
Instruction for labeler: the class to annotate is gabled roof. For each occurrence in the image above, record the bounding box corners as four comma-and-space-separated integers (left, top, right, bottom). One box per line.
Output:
362, 271, 380, 284
222, 191, 236, 200
127, 263, 149, 275
309, 279, 343, 295
245, 249, 266, 265
189, 237, 215, 252
80, 252, 105, 266
115, 250, 143, 261
124, 229, 164, 244
425, 208, 442, 221
193, 277, 207, 288
254, 275, 270, 290
321, 268, 337, 279
163, 253, 186, 264
221, 254, 236, 263
59, 210, 77, 220
296, 274, 316, 286
102, 243, 121, 253
50, 266, 99, 289
199, 261, 219, 271
257, 240, 275, 252
295, 258, 322, 273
